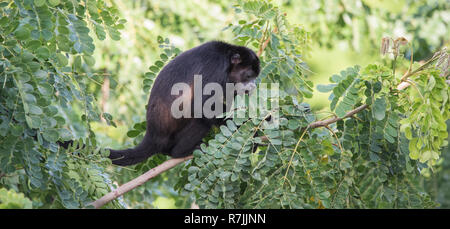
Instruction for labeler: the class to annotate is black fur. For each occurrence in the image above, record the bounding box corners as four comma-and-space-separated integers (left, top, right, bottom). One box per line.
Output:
108, 41, 260, 166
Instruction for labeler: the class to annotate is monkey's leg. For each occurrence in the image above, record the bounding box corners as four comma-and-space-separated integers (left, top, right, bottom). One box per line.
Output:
169, 120, 211, 158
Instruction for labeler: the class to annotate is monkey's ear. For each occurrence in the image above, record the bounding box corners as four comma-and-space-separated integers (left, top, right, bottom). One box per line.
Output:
231, 53, 241, 64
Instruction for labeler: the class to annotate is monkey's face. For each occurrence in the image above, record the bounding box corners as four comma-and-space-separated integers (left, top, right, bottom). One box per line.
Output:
228, 51, 260, 95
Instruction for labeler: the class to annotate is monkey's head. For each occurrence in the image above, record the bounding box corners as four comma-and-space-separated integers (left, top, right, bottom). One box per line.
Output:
228, 47, 260, 95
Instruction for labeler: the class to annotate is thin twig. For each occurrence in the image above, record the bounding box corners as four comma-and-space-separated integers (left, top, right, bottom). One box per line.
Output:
308, 104, 369, 129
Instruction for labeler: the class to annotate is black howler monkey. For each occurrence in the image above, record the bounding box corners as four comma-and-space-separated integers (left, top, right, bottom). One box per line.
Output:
108, 41, 260, 166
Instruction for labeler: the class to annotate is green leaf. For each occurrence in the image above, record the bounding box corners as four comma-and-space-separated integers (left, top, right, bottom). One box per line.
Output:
317, 84, 335, 93
15, 27, 31, 40
160, 54, 168, 61
34, 70, 47, 79
36, 47, 50, 59
42, 129, 59, 142
425, 75, 436, 91
127, 130, 141, 138
83, 55, 95, 67
319, 191, 331, 199
373, 81, 382, 93
48, 0, 60, 7
149, 66, 159, 73
45, 105, 58, 116
18, 73, 31, 83
103, 113, 113, 121
220, 126, 232, 137
26, 40, 41, 51
38, 83, 53, 96
372, 97, 386, 120
409, 138, 419, 160
28, 105, 43, 115
58, 128, 72, 141
157, 36, 164, 44
34, 0, 46, 7
74, 56, 82, 71
55, 53, 68, 67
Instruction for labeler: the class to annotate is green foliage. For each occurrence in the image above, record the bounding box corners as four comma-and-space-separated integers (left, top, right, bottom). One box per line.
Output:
423, 120, 450, 207
228, 0, 312, 99
142, 36, 182, 93
319, 58, 449, 169
0, 188, 32, 209
320, 66, 361, 117
399, 71, 449, 168
0, 0, 124, 208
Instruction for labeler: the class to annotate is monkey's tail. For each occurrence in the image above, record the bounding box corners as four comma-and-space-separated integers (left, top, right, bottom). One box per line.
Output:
108, 135, 155, 166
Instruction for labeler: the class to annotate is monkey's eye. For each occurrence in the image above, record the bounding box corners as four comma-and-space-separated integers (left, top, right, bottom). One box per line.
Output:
231, 54, 241, 64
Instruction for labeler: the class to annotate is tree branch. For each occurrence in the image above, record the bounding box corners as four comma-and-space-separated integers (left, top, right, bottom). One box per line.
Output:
308, 48, 441, 128
257, 26, 277, 57
307, 104, 369, 129
89, 155, 193, 209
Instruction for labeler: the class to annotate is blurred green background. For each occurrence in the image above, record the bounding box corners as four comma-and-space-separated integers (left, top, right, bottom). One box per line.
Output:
83, 0, 448, 208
